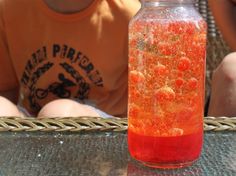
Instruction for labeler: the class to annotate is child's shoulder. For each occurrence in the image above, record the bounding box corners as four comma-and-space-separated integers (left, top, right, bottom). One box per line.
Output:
0, 0, 32, 12
112, 0, 141, 8
110, 0, 141, 17
0, 0, 23, 7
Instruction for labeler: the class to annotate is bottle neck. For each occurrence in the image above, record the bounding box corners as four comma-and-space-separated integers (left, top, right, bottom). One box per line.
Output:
141, 0, 195, 7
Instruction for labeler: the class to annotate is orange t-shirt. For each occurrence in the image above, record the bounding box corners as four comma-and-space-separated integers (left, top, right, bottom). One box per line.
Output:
0, 0, 141, 116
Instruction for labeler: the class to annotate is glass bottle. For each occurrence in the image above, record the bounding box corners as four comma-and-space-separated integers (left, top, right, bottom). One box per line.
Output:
128, 0, 207, 168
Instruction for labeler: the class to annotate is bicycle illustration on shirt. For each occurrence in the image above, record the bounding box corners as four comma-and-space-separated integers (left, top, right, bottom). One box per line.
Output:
35, 73, 76, 99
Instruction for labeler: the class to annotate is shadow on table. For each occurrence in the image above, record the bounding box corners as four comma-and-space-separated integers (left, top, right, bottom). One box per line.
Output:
127, 159, 203, 176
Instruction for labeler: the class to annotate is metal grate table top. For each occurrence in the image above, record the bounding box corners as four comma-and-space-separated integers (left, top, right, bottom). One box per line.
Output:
0, 130, 235, 176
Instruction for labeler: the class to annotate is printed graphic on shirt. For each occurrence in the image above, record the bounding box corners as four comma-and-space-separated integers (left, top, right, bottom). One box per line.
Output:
20, 44, 104, 114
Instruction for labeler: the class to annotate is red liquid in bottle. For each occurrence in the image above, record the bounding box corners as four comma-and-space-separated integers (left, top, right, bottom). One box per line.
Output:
128, 129, 203, 168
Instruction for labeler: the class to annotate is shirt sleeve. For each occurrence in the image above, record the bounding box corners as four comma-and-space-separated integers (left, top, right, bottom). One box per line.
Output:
0, 1, 18, 91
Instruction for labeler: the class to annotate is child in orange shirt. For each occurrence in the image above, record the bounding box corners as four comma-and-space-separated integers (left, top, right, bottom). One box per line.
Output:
0, 0, 141, 117
208, 0, 236, 117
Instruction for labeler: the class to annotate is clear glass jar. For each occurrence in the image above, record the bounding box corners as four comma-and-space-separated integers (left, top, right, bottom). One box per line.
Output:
128, 0, 207, 168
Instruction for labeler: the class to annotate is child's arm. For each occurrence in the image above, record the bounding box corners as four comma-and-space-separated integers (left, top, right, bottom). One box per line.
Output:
0, 37, 19, 104
0, 33, 19, 103
0, 38, 19, 104
208, 0, 236, 50
0, 6, 19, 103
